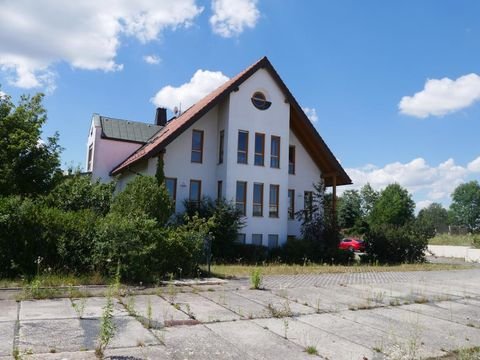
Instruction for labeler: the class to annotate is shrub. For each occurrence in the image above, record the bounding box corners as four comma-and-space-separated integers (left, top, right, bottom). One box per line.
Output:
93, 212, 166, 282
181, 197, 244, 261
44, 174, 115, 216
94, 213, 206, 282
0, 196, 99, 277
363, 224, 427, 264
38, 207, 98, 273
111, 176, 172, 224
0, 196, 42, 276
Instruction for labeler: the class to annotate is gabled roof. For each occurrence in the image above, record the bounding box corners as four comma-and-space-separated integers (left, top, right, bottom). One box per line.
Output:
94, 114, 163, 144
111, 56, 352, 186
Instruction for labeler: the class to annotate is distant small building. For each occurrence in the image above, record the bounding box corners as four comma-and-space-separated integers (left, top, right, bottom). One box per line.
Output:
86, 56, 351, 245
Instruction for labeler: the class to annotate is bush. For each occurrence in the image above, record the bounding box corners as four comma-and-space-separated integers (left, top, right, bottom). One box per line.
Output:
363, 224, 427, 264
94, 213, 206, 282
44, 174, 115, 216
38, 207, 98, 273
0, 196, 99, 277
181, 197, 244, 261
111, 176, 172, 224
0, 196, 42, 277
93, 212, 167, 282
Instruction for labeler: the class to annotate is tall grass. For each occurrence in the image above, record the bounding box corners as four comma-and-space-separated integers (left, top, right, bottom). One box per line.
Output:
429, 234, 480, 247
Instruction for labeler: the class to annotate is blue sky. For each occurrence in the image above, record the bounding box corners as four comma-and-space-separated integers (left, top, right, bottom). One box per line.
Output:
1, 0, 479, 209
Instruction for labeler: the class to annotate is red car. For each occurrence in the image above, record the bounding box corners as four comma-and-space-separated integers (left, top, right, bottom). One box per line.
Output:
339, 238, 365, 252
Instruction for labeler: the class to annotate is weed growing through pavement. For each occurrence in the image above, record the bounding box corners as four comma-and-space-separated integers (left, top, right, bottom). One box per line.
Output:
95, 290, 116, 359
72, 298, 87, 318
146, 297, 153, 329
282, 318, 289, 339
305, 345, 318, 355
250, 268, 263, 290
267, 301, 293, 318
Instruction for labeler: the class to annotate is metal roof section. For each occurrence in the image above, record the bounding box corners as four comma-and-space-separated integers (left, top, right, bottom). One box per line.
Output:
99, 116, 163, 143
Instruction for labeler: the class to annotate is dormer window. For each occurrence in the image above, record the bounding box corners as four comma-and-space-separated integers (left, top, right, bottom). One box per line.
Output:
251, 91, 271, 110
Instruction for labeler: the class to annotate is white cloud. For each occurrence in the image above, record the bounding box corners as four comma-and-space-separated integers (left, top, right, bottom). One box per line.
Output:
0, 91, 6, 99
0, 1, 203, 90
343, 156, 480, 209
210, 0, 260, 38
302, 107, 318, 122
468, 156, 480, 172
399, 73, 480, 118
151, 69, 229, 111
143, 55, 161, 65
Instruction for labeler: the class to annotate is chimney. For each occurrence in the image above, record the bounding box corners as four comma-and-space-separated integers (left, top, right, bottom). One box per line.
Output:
155, 107, 167, 126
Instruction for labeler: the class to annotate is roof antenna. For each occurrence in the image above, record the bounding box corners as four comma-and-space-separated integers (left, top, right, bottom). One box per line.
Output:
173, 102, 182, 117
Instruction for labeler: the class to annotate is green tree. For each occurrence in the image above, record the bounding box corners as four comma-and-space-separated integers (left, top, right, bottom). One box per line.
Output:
449, 181, 480, 233
416, 203, 448, 237
43, 174, 115, 216
360, 183, 379, 217
369, 183, 415, 228
337, 190, 362, 229
0, 91, 62, 196
111, 175, 173, 224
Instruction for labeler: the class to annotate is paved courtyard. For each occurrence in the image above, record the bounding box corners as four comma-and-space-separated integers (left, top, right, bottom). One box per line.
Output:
1, 268, 480, 359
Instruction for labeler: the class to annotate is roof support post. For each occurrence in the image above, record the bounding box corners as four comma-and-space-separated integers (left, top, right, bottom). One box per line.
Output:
331, 175, 337, 227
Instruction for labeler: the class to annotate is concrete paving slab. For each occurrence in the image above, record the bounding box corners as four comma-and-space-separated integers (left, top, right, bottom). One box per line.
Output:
296, 313, 438, 359
206, 319, 313, 360
253, 316, 376, 360
371, 307, 480, 350
335, 308, 446, 359
0, 321, 15, 356
158, 324, 250, 359
126, 295, 190, 325
200, 290, 269, 319
20, 299, 77, 320
72, 297, 128, 319
235, 289, 315, 316
172, 292, 240, 323
415, 281, 480, 298
24, 350, 97, 359
106, 345, 172, 359
19, 318, 87, 354
402, 301, 480, 328
0, 300, 18, 321
270, 287, 348, 312
19, 316, 159, 354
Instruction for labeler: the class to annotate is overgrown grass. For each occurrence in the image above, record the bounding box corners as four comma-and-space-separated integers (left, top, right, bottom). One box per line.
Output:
429, 234, 480, 247
206, 263, 469, 278
0, 272, 109, 289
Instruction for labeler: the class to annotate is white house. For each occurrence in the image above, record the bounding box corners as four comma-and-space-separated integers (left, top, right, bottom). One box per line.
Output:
86, 57, 351, 246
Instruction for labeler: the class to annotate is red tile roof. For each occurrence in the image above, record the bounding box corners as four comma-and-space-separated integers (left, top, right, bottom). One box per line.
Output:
110, 56, 351, 186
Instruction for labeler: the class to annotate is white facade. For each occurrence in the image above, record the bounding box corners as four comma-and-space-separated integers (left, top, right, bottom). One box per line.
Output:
88, 62, 341, 246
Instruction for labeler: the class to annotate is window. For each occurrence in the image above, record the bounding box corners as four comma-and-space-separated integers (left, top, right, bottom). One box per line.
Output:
189, 180, 201, 206
191, 130, 204, 163
288, 146, 295, 174
269, 184, 279, 218
268, 234, 279, 249
288, 189, 295, 220
251, 92, 271, 110
253, 183, 264, 217
87, 144, 93, 171
236, 181, 247, 216
237, 131, 248, 164
304, 191, 313, 220
217, 180, 223, 200
218, 130, 224, 164
271, 136, 280, 168
165, 178, 177, 206
236, 233, 246, 244
254, 133, 265, 166
252, 234, 263, 246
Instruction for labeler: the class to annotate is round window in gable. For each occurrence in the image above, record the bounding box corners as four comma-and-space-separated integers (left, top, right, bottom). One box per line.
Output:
251, 91, 271, 110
